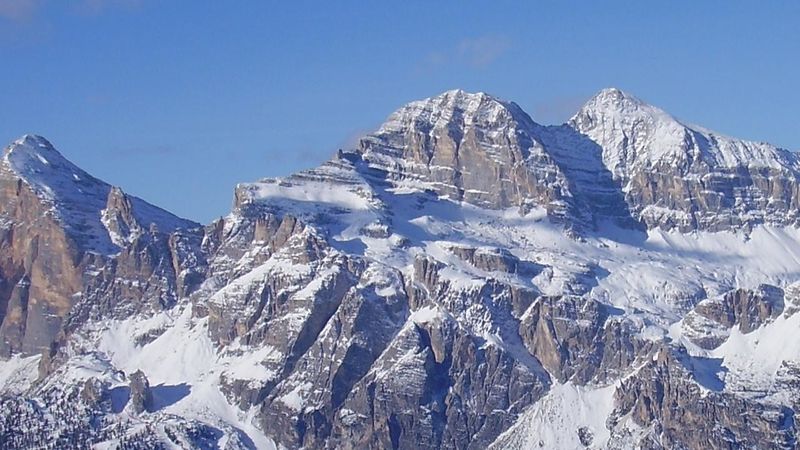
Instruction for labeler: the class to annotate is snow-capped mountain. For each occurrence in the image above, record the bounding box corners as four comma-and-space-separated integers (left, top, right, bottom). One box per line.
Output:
3, 135, 197, 253
2, 89, 800, 449
571, 88, 800, 231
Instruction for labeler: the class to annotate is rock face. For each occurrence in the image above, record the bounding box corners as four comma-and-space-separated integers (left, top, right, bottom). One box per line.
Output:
682, 285, 785, 350
518, 295, 653, 384
128, 370, 154, 414
696, 285, 784, 332
0, 135, 203, 357
2, 89, 800, 449
358, 91, 573, 218
613, 346, 796, 450
571, 88, 800, 231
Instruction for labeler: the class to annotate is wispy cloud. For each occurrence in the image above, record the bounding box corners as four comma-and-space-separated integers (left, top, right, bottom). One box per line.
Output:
416, 34, 510, 74
0, 0, 40, 22
457, 35, 510, 68
264, 145, 334, 168
262, 126, 379, 168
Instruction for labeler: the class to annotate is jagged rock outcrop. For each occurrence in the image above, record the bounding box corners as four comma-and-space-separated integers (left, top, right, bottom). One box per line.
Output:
446, 245, 541, 275
80, 377, 108, 406
613, 346, 797, 449
695, 284, 784, 333
325, 309, 548, 450
519, 295, 654, 384
128, 370, 154, 414
682, 284, 785, 349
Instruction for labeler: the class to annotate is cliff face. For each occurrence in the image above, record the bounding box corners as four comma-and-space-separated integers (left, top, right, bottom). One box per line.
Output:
355, 88, 800, 234
2, 89, 800, 449
357, 90, 574, 218
0, 166, 82, 356
0, 135, 203, 357
356, 89, 640, 231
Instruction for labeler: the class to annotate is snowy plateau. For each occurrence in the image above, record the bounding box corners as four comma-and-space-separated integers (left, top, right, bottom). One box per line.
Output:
1, 88, 800, 449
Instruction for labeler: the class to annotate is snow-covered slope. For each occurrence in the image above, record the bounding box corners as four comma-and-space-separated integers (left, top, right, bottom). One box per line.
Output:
570, 88, 799, 176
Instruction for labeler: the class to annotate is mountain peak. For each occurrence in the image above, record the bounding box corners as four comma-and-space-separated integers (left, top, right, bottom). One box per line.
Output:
571, 87, 668, 124
1, 135, 198, 254
3, 134, 104, 201
5, 134, 66, 169
587, 87, 643, 106
569, 88, 797, 180
436, 88, 492, 100
5, 134, 66, 166
375, 89, 532, 136
11, 133, 53, 148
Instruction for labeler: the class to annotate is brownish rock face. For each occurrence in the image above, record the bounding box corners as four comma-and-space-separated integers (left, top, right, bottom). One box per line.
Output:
0, 135, 202, 358
0, 164, 84, 355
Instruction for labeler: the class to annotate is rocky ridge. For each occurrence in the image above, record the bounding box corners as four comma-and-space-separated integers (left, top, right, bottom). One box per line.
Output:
1, 89, 800, 449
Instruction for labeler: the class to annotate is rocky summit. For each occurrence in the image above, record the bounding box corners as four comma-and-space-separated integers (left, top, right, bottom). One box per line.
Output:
1, 89, 800, 449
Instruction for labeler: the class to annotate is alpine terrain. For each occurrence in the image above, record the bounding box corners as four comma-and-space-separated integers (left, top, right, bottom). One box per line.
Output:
2, 88, 800, 449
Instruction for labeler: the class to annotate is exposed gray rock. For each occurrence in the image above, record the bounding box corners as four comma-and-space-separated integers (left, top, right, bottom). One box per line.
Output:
694, 285, 783, 333
683, 284, 785, 349
327, 313, 549, 450
359, 91, 570, 215
80, 377, 108, 406
577, 426, 594, 447
612, 345, 797, 449
783, 282, 800, 317
571, 88, 800, 232
128, 369, 154, 414
446, 245, 541, 276
518, 295, 654, 384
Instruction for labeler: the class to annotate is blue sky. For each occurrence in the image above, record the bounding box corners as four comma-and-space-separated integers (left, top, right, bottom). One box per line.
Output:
1, 1, 798, 223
